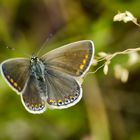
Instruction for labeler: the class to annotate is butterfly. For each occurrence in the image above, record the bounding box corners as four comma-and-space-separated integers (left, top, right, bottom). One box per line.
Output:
0, 40, 94, 114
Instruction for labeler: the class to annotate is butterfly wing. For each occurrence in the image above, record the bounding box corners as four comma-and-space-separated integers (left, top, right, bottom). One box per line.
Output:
45, 68, 82, 109
41, 40, 94, 77
21, 75, 47, 114
0, 58, 30, 94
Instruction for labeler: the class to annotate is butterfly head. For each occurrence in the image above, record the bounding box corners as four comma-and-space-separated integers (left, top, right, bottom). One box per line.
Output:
30, 56, 39, 64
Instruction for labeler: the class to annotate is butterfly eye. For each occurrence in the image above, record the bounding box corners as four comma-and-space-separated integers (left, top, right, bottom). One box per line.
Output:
30, 56, 39, 63
31, 58, 34, 63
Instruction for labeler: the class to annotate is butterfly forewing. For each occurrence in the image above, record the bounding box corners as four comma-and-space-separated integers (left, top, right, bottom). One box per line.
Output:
0, 58, 30, 94
41, 40, 94, 77
45, 68, 82, 109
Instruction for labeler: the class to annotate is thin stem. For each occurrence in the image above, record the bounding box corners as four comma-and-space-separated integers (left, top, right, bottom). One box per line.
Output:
132, 21, 140, 27
93, 47, 140, 74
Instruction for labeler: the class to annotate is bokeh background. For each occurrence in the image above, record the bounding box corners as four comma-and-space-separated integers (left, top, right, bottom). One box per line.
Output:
0, 0, 140, 140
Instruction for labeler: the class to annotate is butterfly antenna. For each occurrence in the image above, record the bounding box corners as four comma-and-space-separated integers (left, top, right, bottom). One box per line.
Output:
36, 33, 53, 57
6, 46, 15, 51
5, 45, 31, 58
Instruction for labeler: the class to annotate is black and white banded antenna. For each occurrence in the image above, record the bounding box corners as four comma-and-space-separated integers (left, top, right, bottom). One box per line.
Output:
1, 42, 31, 58
6, 45, 15, 51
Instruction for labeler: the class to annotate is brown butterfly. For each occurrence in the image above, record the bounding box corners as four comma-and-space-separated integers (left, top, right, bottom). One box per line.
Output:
0, 40, 94, 114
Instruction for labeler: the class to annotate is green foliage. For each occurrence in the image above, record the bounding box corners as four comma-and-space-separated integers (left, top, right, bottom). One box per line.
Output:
0, 0, 140, 140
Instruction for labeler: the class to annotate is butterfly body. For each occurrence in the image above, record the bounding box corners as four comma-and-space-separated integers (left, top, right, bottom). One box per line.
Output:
0, 40, 94, 114
30, 56, 46, 82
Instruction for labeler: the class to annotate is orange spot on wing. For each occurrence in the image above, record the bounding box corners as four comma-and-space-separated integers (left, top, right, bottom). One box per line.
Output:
7, 75, 10, 79
58, 99, 62, 102
50, 99, 55, 103
80, 64, 84, 70
85, 54, 88, 59
70, 96, 74, 99
83, 59, 86, 64
14, 82, 18, 87
10, 79, 14, 83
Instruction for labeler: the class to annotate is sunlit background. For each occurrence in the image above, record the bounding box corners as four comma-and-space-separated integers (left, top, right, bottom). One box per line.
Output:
0, 0, 140, 140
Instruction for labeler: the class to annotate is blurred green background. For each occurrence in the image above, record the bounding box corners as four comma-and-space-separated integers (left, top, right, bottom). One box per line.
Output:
0, 0, 140, 140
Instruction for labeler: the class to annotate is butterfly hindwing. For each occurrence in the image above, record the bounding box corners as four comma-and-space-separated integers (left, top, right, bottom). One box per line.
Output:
0, 58, 30, 94
45, 67, 82, 109
21, 74, 47, 114
41, 40, 94, 77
